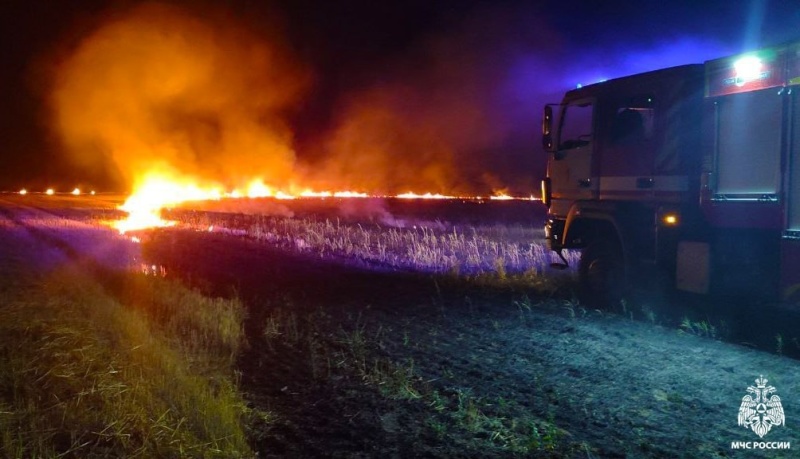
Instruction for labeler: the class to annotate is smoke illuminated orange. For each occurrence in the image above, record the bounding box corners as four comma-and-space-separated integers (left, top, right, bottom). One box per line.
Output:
51, 3, 310, 211
49, 2, 534, 233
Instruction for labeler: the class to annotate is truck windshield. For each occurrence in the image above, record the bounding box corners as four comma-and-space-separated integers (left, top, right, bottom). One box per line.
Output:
559, 102, 593, 150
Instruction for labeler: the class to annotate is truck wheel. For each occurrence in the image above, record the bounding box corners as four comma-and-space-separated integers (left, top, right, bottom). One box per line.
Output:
578, 236, 627, 308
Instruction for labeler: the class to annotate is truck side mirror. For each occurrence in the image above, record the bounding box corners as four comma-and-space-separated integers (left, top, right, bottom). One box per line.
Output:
542, 105, 554, 152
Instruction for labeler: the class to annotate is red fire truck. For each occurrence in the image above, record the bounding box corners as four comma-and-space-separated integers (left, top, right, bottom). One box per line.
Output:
541, 42, 800, 306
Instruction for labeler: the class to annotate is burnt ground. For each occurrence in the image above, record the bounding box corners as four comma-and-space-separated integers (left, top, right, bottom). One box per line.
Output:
142, 230, 800, 458
3, 196, 800, 458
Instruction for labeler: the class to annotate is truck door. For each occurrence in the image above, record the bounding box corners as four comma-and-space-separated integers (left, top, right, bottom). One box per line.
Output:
548, 99, 595, 217
598, 96, 657, 201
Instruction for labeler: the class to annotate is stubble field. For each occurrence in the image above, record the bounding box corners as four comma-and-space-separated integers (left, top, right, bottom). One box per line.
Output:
1, 192, 799, 458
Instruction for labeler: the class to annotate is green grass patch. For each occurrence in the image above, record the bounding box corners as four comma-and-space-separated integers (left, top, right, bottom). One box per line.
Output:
0, 268, 254, 457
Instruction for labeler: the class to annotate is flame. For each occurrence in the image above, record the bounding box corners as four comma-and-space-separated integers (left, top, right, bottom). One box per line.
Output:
334, 191, 369, 198
19, 189, 27, 195
246, 180, 275, 198
297, 190, 369, 198
46, 188, 55, 195
396, 192, 453, 200
111, 173, 316, 232
72, 188, 81, 195
114, 172, 221, 232
112, 171, 538, 233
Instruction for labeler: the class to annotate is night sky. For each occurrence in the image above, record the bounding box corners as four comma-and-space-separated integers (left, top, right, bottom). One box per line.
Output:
1, 0, 798, 193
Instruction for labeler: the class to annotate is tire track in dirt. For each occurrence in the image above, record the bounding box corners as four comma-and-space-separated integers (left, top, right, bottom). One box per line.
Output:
0, 198, 141, 276
0, 200, 72, 276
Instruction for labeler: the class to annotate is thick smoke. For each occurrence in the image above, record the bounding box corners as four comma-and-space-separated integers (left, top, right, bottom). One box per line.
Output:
304, 5, 558, 195
50, 1, 310, 191
310, 86, 462, 194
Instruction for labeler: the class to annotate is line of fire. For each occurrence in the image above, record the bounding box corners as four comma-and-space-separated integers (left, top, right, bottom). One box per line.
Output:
542, 40, 800, 306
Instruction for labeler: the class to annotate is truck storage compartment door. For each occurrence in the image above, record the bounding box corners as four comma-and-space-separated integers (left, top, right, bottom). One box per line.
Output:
783, 80, 800, 302
789, 90, 800, 233
714, 88, 782, 201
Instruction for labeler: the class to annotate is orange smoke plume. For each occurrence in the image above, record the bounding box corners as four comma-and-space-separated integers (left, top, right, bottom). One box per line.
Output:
312, 87, 459, 194
303, 9, 521, 196
49, 1, 311, 192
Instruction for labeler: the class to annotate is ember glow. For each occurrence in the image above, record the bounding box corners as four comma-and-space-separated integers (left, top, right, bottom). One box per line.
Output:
112, 174, 365, 232
397, 192, 454, 200
112, 173, 307, 232
112, 173, 539, 233
299, 190, 369, 199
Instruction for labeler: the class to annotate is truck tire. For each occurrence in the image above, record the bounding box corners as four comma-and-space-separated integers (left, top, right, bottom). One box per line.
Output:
578, 236, 627, 308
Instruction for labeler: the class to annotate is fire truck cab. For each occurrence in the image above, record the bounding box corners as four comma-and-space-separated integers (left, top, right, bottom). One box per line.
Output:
542, 42, 800, 306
